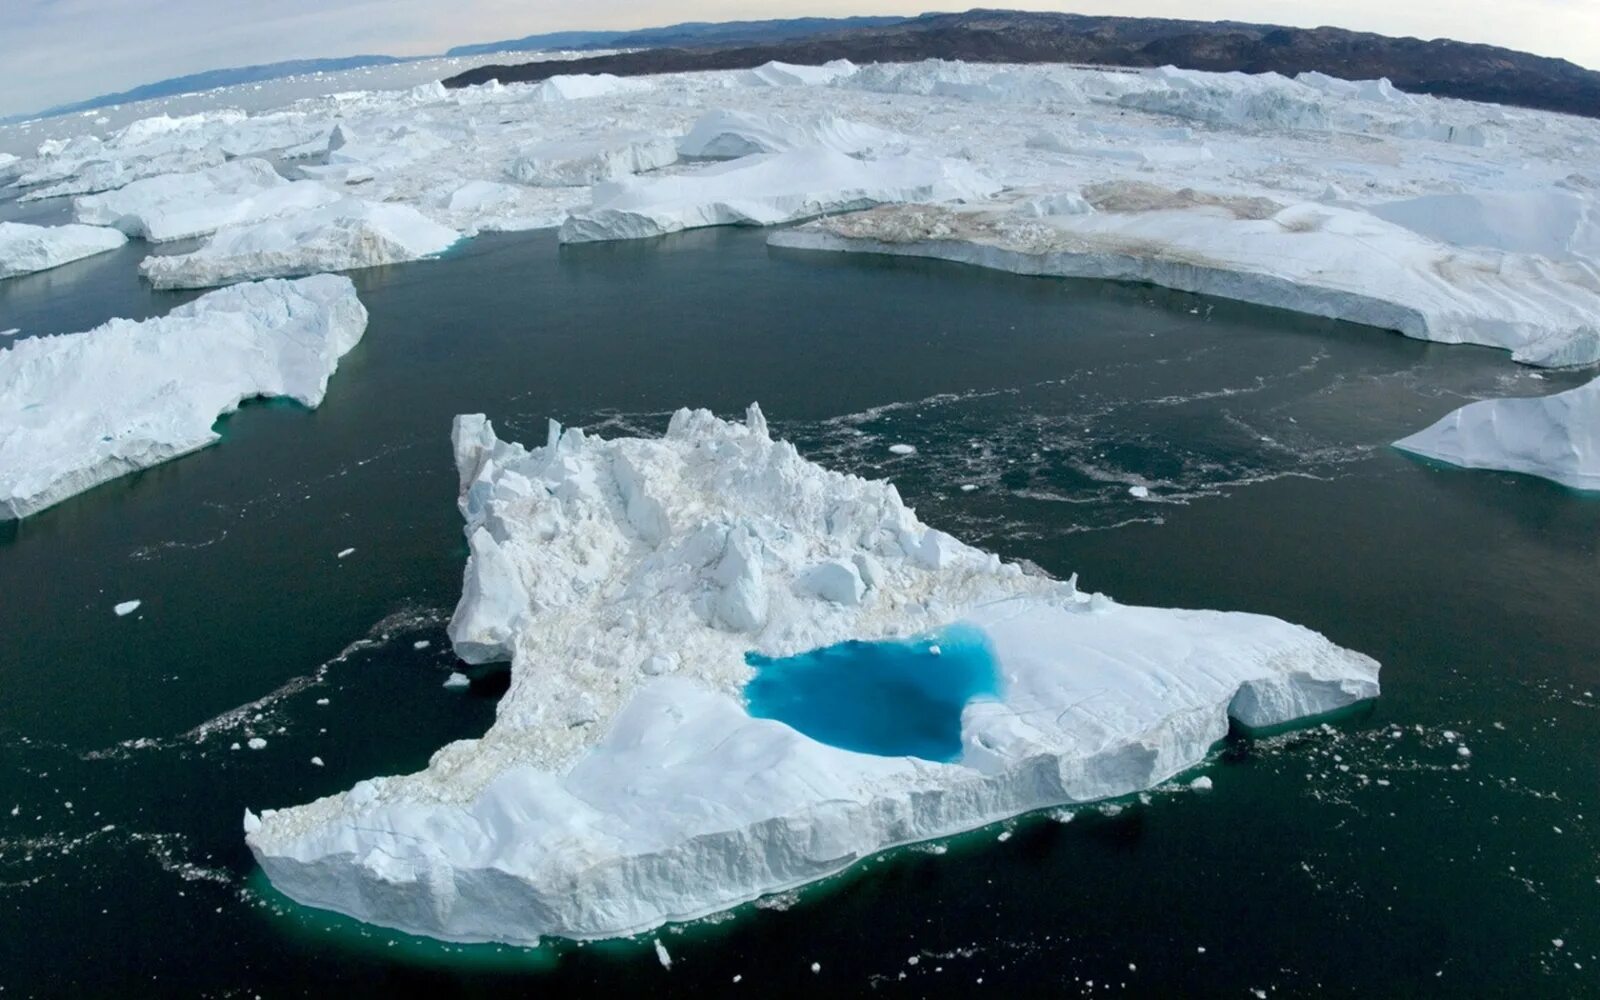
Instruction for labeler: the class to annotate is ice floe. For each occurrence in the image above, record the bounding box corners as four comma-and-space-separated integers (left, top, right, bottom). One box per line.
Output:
245, 406, 1378, 943
559, 148, 1000, 243
0, 275, 367, 520
1394, 375, 1599, 490
0, 221, 127, 279
139, 197, 459, 288
74, 159, 341, 242
768, 189, 1600, 367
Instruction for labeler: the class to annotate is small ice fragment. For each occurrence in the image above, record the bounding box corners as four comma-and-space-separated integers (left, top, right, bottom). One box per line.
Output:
0, 328, 19, 337
336, 548, 356, 559
443, 672, 470, 690
113, 600, 142, 616
888, 444, 917, 455
8, 805, 17, 817
908, 956, 920, 966
1129, 486, 1150, 498
959, 484, 977, 492
1197, 946, 1207, 954
733, 975, 742, 983
315, 698, 330, 706
1553, 938, 1564, 949
997, 830, 1011, 842
928, 644, 942, 657
1457, 746, 1472, 757
229, 742, 241, 751
413, 640, 431, 650
247, 737, 267, 750
310, 756, 324, 767
654, 938, 672, 969
1189, 776, 1214, 791
811, 962, 821, 973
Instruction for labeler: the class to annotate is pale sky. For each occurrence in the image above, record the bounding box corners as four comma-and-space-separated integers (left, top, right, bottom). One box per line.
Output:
3, 1, 1599, 118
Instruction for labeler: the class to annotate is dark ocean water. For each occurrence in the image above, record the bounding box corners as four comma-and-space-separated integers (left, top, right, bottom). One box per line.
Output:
0, 225, 1596, 996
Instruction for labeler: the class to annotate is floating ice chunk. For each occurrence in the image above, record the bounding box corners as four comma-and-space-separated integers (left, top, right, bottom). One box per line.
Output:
1129, 486, 1150, 499
0, 330, 17, 338
531, 74, 651, 102
414, 641, 432, 651
0, 222, 127, 279
1189, 775, 1213, 791
888, 443, 917, 455
311, 757, 325, 767
653, 938, 671, 969
770, 194, 1600, 367
736, 60, 857, 87
247, 738, 267, 750
560, 148, 1000, 243
677, 109, 903, 159
139, 198, 460, 288
74, 159, 341, 243
17, 147, 227, 201
506, 132, 678, 187
442, 672, 470, 690
246, 408, 1379, 945
0, 276, 368, 521
113, 600, 142, 616
1394, 375, 1599, 491
336, 548, 356, 559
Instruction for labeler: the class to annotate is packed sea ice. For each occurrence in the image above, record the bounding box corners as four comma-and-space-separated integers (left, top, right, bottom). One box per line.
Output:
245, 406, 1379, 944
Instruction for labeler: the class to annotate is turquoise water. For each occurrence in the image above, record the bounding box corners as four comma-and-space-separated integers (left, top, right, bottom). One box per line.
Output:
745, 625, 999, 761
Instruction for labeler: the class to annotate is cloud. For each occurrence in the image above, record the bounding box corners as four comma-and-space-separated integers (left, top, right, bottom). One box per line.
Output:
2, 1, 1598, 118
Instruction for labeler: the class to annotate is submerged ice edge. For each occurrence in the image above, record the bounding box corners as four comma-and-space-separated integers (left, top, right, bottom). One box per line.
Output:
245, 406, 1379, 944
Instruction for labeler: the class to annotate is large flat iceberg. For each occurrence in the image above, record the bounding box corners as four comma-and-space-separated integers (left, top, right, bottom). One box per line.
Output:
0, 221, 127, 279
74, 158, 341, 242
1394, 375, 1599, 490
246, 406, 1378, 944
0, 275, 367, 520
560, 148, 1000, 243
139, 198, 460, 289
768, 189, 1600, 367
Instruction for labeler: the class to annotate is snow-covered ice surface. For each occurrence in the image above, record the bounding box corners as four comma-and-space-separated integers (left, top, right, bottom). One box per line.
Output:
0, 220, 127, 278
676, 109, 905, 158
560, 148, 1000, 243
139, 197, 459, 288
245, 406, 1379, 944
505, 132, 678, 187
1394, 375, 1600, 490
0, 275, 367, 520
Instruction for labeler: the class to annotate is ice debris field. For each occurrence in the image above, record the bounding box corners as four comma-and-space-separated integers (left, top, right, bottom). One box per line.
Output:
2, 49, 1597, 945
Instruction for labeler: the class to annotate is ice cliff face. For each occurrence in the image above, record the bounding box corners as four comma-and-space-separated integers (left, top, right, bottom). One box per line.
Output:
0, 275, 368, 520
1394, 375, 1600, 491
246, 407, 1379, 944
769, 193, 1600, 368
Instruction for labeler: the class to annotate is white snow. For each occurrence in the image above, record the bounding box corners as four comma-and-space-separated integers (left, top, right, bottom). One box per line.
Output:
245, 406, 1378, 944
768, 191, 1600, 367
0, 222, 127, 279
139, 197, 459, 288
0, 275, 368, 520
560, 148, 1000, 243
113, 600, 142, 617
506, 132, 678, 187
1394, 375, 1600, 491
74, 159, 341, 242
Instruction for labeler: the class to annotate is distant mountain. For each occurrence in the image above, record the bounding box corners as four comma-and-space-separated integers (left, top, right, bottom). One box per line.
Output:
445, 9, 1600, 119
6, 55, 407, 124
445, 16, 909, 58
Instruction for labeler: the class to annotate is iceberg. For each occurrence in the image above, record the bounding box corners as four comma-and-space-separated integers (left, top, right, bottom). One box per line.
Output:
736, 59, 858, 87
560, 148, 1001, 243
245, 406, 1379, 944
531, 73, 650, 102
505, 132, 678, 187
0, 221, 128, 279
17, 147, 227, 201
1394, 375, 1599, 490
0, 275, 367, 520
767, 189, 1600, 367
677, 109, 905, 159
74, 159, 341, 242
139, 198, 459, 289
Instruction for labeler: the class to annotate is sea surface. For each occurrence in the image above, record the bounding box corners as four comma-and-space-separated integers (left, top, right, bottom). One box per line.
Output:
0, 222, 1596, 996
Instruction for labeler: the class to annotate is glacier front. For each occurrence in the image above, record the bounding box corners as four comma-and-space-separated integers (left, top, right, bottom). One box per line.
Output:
246, 406, 1379, 944
1394, 375, 1600, 491
0, 274, 368, 520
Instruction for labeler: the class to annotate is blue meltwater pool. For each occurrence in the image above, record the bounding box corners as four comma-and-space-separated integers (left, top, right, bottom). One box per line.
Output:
743, 624, 1002, 762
